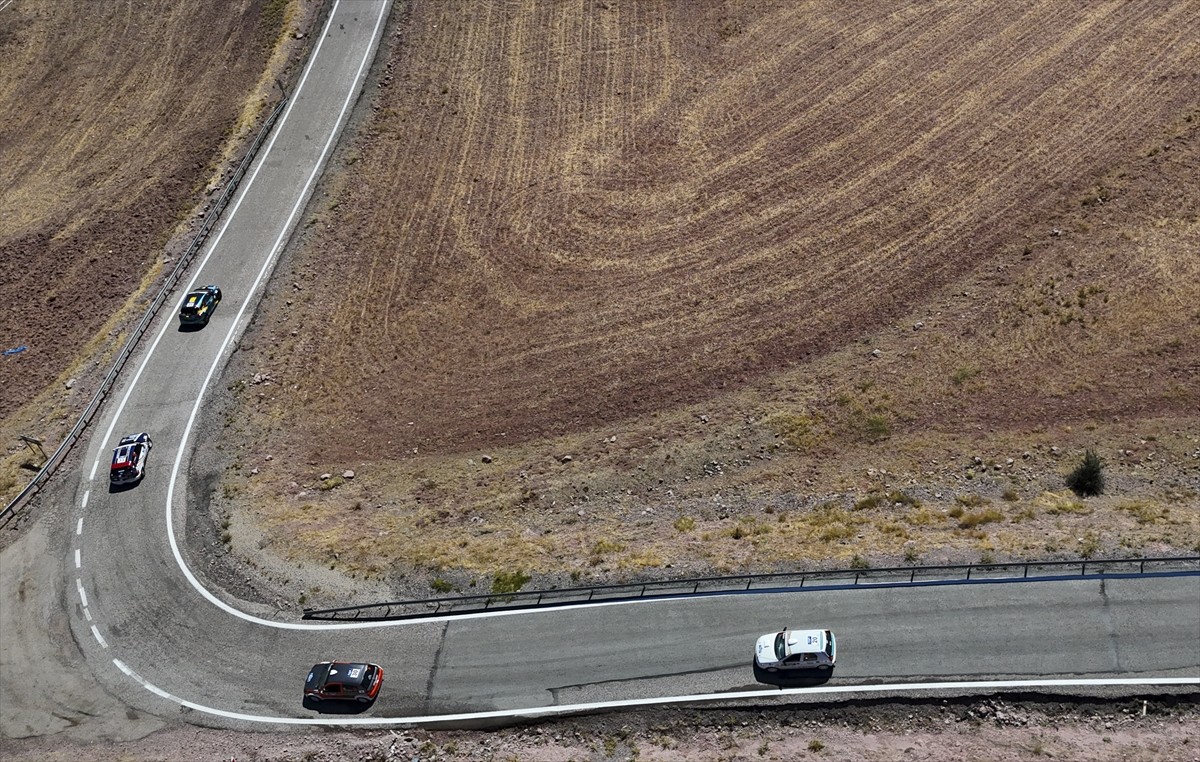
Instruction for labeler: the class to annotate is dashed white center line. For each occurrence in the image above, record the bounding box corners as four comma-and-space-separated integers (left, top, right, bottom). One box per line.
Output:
75, 549, 81, 569
113, 659, 134, 677
90, 459, 99, 481
91, 625, 107, 649
76, 578, 88, 608
81, 491, 89, 510
76, 517, 84, 535
84, 608, 92, 622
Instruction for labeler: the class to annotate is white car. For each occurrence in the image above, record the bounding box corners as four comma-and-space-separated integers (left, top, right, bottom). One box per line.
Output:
754, 628, 837, 672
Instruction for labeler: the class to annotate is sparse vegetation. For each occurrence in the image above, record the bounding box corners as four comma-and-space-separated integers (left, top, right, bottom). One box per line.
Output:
957, 508, 1004, 529
491, 570, 531, 595
1066, 450, 1105, 497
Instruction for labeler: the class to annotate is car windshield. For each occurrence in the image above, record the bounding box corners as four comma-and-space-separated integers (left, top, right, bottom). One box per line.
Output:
824, 630, 834, 659
774, 632, 787, 660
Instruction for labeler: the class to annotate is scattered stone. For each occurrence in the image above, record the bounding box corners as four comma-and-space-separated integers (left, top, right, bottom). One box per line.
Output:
560, 455, 573, 463
342, 469, 355, 479
871, 349, 882, 358
480, 455, 493, 464
250, 468, 259, 475
913, 321, 925, 331
320, 473, 332, 481
65, 378, 76, 389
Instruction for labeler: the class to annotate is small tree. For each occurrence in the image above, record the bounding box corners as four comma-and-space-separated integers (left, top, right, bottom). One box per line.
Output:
1067, 449, 1105, 497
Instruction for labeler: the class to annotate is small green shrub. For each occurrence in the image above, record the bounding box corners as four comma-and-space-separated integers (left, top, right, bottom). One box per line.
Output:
849, 554, 869, 569
1066, 449, 1105, 497
808, 739, 826, 752
674, 516, 696, 532
952, 366, 980, 385
319, 475, 345, 491
862, 414, 891, 442
956, 493, 990, 508
491, 570, 530, 595
431, 578, 454, 594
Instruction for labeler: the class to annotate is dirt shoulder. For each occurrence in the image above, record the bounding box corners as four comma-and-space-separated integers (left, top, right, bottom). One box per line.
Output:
2, 697, 1196, 761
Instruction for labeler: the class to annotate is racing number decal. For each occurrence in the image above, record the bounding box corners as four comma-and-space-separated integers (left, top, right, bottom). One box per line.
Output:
347, 667, 363, 680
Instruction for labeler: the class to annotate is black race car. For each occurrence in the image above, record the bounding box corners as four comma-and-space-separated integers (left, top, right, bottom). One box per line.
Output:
179, 285, 222, 326
304, 661, 383, 705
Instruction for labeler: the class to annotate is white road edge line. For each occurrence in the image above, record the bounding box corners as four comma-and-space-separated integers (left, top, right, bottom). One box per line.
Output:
120, 677, 1199, 726
89, 459, 99, 481
76, 578, 88, 608
84, 608, 92, 622
91, 625, 107, 649
75, 548, 81, 569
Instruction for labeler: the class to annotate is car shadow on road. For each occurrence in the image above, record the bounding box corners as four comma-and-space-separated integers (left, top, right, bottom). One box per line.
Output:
302, 696, 377, 714
107, 481, 139, 494
176, 323, 206, 332
752, 661, 835, 688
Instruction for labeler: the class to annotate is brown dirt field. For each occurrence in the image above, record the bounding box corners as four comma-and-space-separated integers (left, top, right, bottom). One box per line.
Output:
0, 0, 314, 503
210, 0, 1200, 600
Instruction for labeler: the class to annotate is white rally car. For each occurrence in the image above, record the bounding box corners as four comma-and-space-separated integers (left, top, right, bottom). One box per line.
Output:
110, 433, 152, 486
754, 627, 837, 672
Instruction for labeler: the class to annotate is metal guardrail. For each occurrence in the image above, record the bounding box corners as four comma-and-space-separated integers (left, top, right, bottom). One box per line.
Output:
302, 555, 1200, 622
1, 95, 290, 524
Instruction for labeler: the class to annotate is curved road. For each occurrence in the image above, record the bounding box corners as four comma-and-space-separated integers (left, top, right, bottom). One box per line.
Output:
4, 0, 1198, 734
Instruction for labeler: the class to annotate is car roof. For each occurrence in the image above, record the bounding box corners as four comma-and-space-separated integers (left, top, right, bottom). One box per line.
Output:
111, 445, 135, 467
782, 629, 827, 654
324, 662, 372, 687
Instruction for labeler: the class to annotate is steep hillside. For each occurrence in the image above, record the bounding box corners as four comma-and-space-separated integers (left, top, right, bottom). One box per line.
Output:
210, 0, 1200, 598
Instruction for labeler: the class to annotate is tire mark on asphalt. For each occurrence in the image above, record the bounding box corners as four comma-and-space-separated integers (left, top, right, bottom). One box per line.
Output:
1098, 578, 1123, 672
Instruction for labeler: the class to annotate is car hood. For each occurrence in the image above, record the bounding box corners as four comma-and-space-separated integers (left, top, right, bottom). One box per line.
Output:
754, 633, 778, 664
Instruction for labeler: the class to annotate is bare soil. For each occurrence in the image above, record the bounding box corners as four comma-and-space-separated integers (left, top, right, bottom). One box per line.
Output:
207, 0, 1200, 604
2, 698, 1197, 761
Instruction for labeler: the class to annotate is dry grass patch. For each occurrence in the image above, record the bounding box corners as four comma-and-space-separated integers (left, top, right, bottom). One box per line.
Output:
1036, 491, 1092, 516
957, 508, 1005, 529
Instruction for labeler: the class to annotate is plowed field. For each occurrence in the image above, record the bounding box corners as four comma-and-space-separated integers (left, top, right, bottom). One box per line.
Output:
214, 0, 1200, 596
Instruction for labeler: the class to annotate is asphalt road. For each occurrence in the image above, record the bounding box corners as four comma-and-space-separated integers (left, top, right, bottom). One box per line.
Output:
3, 0, 1197, 736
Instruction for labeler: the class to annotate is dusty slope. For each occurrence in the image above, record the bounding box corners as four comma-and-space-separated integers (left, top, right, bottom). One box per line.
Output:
0, 0, 312, 505
211, 0, 1200, 597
